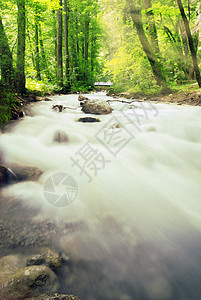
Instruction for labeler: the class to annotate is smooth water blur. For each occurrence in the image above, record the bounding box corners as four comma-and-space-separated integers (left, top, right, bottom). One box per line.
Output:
1, 93, 201, 299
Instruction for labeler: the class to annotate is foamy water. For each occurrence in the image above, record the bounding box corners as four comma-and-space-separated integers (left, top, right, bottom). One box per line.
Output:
1, 93, 201, 299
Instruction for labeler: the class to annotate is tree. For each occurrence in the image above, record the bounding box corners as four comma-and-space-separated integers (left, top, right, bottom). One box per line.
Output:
176, 0, 201, 87
144, 0, 160, 55
16, 0, 26, 93
64, 0, 70, 88
35, 18, 41, 80
0, 15, 15, 87
125, 0, 166, 87
57, 0, 63, 86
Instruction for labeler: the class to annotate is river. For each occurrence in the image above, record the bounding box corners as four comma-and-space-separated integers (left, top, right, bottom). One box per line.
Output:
1, 92, 201, 299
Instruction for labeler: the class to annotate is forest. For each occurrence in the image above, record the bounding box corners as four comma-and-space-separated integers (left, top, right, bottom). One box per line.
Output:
0, 0, 201, 123
1, 1, 201, 299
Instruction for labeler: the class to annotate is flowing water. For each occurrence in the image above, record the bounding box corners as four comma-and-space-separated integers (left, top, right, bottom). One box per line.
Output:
1, 93, 201, 299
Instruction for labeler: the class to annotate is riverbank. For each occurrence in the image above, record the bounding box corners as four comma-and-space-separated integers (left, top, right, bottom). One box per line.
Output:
108, 84, 201, 106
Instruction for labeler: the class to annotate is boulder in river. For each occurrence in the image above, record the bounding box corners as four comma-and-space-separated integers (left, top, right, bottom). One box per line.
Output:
26, 254, 45, 267
77, 117, 100, 123
0, 262, 59, 299
78, 95, 89, 101
81, 99, 113, 115
0, 165, 18, 187
10, 165, 43, 181
53, 130, 69, 143
26, 249, 62, 271
52, 105, 64, 113
44, 249, 62, 271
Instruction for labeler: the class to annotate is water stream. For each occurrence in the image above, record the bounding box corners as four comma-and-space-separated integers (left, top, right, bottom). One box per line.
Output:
1, 93, 201, 299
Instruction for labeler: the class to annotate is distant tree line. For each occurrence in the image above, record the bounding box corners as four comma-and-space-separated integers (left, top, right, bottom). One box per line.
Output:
0, 0, 101, 93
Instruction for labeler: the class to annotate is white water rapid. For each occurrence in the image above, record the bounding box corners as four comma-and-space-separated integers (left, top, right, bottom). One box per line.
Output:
1, 93, 201, 299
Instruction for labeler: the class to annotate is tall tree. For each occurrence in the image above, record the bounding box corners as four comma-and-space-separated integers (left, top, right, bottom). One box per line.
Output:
63, 0, 70, 88
16, 0, 26, 93
35, 19, 41, 81
84, 14, 89, 80
125, 0, 166, 87
176, 0, 201, 87
39, 23, 51, 80
144, 0, 160, 55
57, 0, 63, 86
0, 15, 15, 87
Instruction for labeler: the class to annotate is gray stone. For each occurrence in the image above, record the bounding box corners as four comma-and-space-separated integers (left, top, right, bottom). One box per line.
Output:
26, 255, 45, 267
10, 165, 43, 181
77, 117, 100, 123
26, 249, 62, 271
78, 95, 89, 101
44, 249, 62, 271
53, 130, 69, 143
81, 99, 113, 115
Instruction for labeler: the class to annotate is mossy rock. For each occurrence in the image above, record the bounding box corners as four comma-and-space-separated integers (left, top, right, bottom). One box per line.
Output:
0, 265, 59, 300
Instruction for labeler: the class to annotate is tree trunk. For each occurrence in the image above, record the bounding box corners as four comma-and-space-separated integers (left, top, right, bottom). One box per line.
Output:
176, 0, 201, 87
180, 20, 189, 60
16, 0, 26, 93
163, 25, 189, 78
52, 10, 57, 75
38, 23, 51, 80
35, 20, 41, 81
57, 0, 63, 87
63, 0, 70, 88
27, 21, 35, 70
144, 0, 160, 55
84, 17, 89, 81
126, 0, 166, 87
0, 16, 15, 87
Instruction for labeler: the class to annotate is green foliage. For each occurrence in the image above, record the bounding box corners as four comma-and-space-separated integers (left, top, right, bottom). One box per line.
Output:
0, 83, 19, 125
99, 0, 201, 93
26, 78, 57, 95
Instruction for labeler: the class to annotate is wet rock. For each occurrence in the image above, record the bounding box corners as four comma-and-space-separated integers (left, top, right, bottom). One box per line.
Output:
78, 95, 89, 101
0, 265, 59, 300
53, 130, 69, 143
19, 111, 24, 118
26, 255, 45, 267
26, 249, 62, 271
0, 255, 24, 276
110, 123, 121, 129
52, 105, 64, 113
11, 108, 24, 120
44, 249, 62, 271
26, 293, 80, 300
81, 99, 113, 115
0, 165, 18, 187
10, 165, 43, 181
44, 97, 52, 102
77, 117, 100, 123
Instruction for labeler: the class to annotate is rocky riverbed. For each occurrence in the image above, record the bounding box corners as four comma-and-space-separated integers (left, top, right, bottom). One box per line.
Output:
1, 92, 201, 299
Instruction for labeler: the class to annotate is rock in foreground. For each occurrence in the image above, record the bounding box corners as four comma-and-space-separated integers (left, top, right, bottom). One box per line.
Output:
10, 165, 43, 181
0, 165, 17, 187
0, 265, 59, 300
